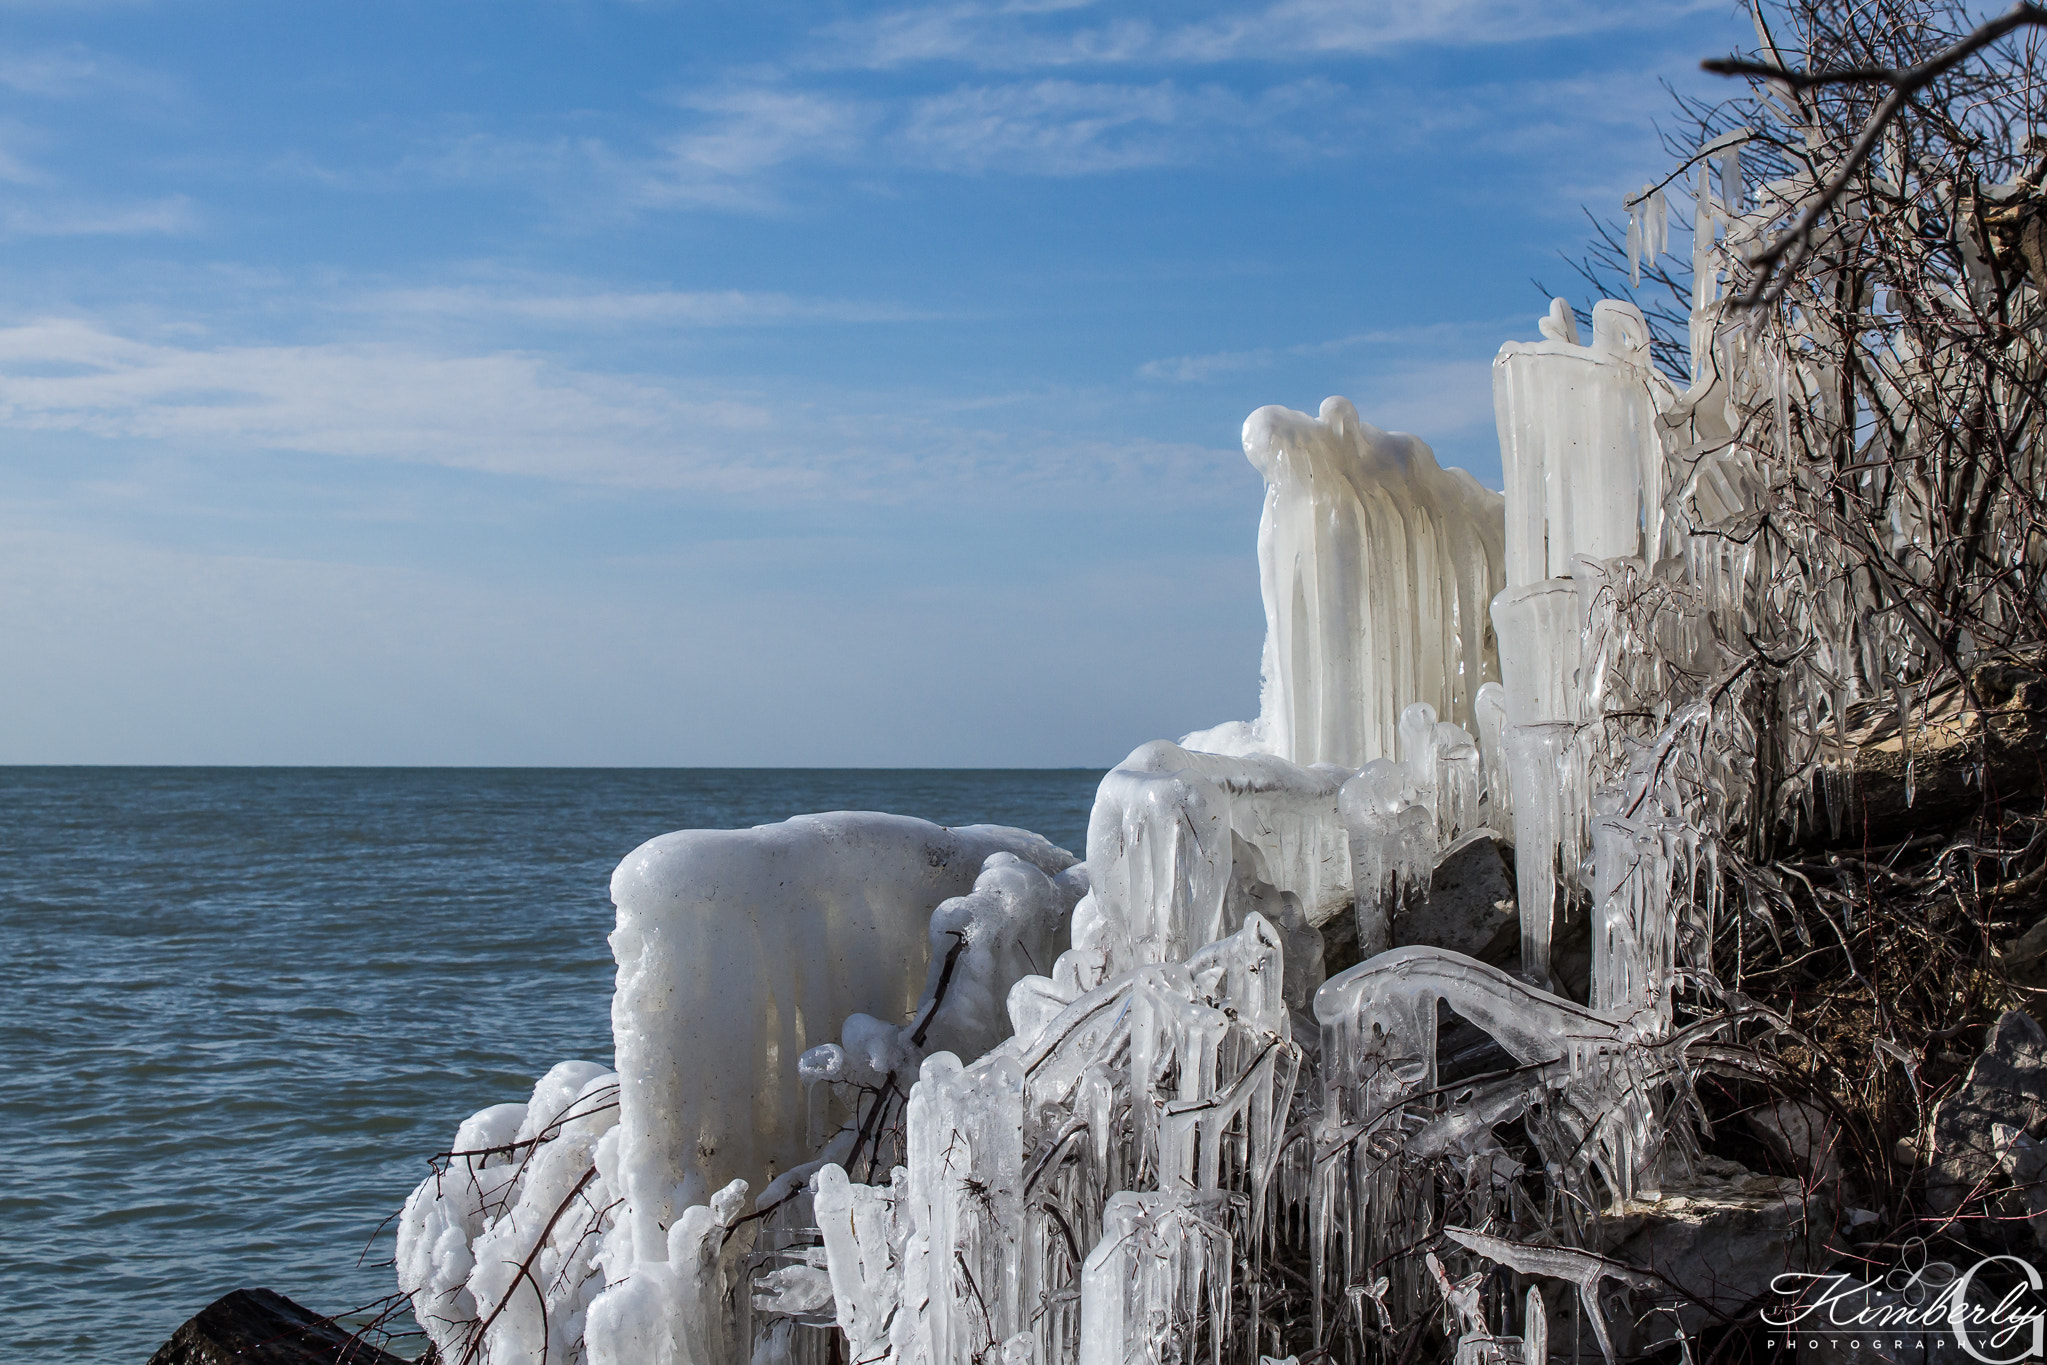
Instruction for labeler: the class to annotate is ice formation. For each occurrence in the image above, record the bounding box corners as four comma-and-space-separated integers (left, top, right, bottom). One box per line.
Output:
1184, 398, 1505, 768
402, 196, 1869, 1357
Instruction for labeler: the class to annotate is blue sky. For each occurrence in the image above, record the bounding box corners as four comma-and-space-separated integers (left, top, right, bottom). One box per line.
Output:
0, 0, 1746, 767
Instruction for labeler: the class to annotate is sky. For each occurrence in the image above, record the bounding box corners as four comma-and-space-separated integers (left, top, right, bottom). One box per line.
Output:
0, 0, 1751, 767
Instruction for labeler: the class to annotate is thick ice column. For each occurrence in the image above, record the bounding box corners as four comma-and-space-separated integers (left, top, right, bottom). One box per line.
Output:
1241, 396, 1505, 767
1077, 1192, 1239, 1365
1493, 300, 1668, 585
1500, 725, 1579, 986
1489, 578, 1591, 983
814, 1164, 907, 1365
1433, 722, 1482, 843
1398, 703, 1440, 827
1490, 296, 1671, 985
1489, 581, 1583, 728
904, 1051, 1027, 1365
1474, 681, 1512, 839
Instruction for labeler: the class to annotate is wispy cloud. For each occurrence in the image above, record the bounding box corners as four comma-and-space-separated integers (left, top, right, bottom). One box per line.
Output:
898, 75, 1350, 174
0, 42, 169, 99
813, 0, 1723, 70
0, 316, 1247, 502
639, 86, 877, 209
1138, 320, 1515, 383
1345, 357, 1498, 438
356, 283, 938, 328
415, 70, 1365, 212
0, 317, 774, 487
0, 193, 196, 236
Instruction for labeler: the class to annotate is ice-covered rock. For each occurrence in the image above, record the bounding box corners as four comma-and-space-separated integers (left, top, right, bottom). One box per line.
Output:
394, 272, 1840, 1364
608, 814, 1075, 1257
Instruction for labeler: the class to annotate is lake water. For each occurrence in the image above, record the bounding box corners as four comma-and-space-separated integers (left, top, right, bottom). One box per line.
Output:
0, 767, 1100, 1365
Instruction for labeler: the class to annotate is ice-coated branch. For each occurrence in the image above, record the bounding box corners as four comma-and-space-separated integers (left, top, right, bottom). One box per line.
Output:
1440, 1227, 1658, 1365
1702, 2, 2047, 301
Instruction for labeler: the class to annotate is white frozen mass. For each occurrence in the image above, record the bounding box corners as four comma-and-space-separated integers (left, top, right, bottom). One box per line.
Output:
398, 141, 1946, 1363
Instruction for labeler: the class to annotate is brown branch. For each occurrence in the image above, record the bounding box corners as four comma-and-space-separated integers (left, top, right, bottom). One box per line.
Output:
460, 1165, 600, 1365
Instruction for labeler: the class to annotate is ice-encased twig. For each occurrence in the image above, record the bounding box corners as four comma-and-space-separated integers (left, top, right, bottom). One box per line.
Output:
1440, 1226, 1659, 1365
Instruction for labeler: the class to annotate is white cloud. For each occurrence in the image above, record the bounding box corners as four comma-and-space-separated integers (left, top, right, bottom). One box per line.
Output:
0, 315, 1248, 502
1157, 0, 1723, 61
0, 317, 778, 488
639, 86, 877, 208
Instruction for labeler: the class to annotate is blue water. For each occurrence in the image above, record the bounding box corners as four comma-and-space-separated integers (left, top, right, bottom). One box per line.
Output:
0, 767, 1099, 1365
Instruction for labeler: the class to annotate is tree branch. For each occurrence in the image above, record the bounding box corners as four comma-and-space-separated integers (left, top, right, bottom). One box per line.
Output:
1703, 1, 2047, 302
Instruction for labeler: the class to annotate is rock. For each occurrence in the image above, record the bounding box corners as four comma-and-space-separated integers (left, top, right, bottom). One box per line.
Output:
1926, 1011, 2047, 1215
1830, 661, 2047, 847
1321, 831, 1518, 975
1596, 1155, 1829, 1339
146, 1288, 413, 1365
1999, 913, 2047, 985
1392, 831, 1518, 962
1745, 1097, 1843, 1188
1995, 1122, 2047, 1247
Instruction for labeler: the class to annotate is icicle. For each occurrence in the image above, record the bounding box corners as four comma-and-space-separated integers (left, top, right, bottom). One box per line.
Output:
1503, 723, 1577, 984
1718, 141, 1742, 210
1433, 719, 1483, 843
1627, 192, 1644, 286
1474, 681, 1514, 840
1399, 701, 1440, 824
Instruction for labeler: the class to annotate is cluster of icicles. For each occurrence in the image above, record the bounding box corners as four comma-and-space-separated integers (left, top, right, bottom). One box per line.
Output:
395, 135, 1933, 1365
